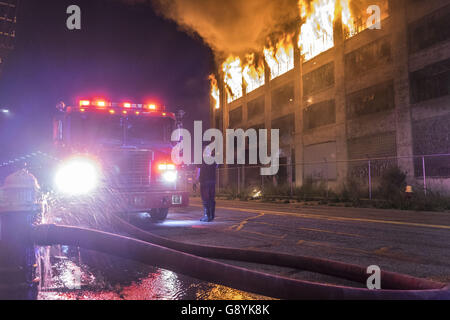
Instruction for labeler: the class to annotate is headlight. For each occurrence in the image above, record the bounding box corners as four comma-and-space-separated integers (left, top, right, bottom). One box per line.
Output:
54, 158, 100, 195
162, 171, 177, 183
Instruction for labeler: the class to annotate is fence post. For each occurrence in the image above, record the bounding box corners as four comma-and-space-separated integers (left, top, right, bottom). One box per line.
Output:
324, 158, 329, 199
368, 159, 372, 200
261, 172, 264, 194
217, 168, 220, 194
422, 156, 427, 197
242, 166, 245, 194
290, 162, 294, 197
237, 166, 241, 195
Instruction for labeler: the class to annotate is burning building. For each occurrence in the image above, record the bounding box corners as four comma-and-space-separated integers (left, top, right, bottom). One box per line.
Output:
210, 0, 450, 192
0, 0, 17, 77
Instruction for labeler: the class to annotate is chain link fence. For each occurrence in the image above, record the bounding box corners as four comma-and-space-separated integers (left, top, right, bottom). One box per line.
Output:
214, 154, 450, 201
2, 152, 450, 204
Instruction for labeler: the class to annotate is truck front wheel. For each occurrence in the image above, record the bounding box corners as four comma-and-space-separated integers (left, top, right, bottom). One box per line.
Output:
150, 208, 169, 222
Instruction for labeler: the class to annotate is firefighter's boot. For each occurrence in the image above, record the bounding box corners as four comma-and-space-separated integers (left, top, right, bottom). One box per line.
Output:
200, 206, 209, 222
208, 201, 216, 222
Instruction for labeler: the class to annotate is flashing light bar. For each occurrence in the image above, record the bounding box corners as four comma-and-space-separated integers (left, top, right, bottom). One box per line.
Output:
78, 100, 164, 111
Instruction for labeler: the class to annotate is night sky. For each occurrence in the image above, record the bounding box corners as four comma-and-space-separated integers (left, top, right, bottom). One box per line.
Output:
0, 0, 213, 161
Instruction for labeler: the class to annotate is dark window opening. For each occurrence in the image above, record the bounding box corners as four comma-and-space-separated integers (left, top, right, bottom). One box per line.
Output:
272, 83, 295, 113
247, 96, 265, 120
347, 81, 395, 118
229, 106, 243, 128
272, 114, 295, 139
410, 58, 450, 103
409, 4, 450, 54
303, 62, 335, 96
304, 100, 336, 131
345, 37, 391, 79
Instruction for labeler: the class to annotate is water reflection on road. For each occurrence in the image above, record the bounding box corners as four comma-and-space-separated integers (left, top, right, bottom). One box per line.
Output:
38, 265, 271, 300
38, 254, 267, 300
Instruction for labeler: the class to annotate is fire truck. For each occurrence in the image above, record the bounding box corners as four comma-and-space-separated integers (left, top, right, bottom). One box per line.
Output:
52, 99, 189, 222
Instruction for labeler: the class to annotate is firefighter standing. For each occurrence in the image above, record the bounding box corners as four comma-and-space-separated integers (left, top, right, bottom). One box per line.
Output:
197, 149, 217, 222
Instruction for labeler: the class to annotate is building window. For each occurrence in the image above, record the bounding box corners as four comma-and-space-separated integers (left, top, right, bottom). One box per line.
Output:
229, 106, 243, 128
348, 132, 397, 160
345, 37, 391, 80
271, 83, 294, 113
347, 132, 397, 179
409, 4, 450, 54
410, 58, 450, 103
303, 62, 334, 96
413, 114, 450, 178
346, 81, 395, 119
247, 96, 265, 121
303, 100, 336, 131
271, 114, 295, 142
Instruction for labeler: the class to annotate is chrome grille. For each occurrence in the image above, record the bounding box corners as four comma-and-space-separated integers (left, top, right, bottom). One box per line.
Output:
104, 150, 152, 187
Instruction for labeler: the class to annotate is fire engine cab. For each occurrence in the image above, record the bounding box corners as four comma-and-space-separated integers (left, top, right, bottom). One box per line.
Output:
52, 99, 189, 222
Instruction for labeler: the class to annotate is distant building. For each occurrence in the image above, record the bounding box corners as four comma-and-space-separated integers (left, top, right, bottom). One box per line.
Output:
211, 0, 450, 192
0, 0, 17, 76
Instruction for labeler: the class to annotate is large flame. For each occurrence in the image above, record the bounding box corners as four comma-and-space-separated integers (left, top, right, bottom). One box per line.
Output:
263, 33, 295, 80
209, 75, 220, 110
243, 53, 265, 93
217, 0, 388, 103
222, 56, 243, 103
298, 0, 355, 61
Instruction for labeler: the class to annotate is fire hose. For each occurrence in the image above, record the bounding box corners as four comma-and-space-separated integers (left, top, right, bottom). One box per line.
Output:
2, 170, 448, 299
32, 224, 450, 300
109, 214, 448, 292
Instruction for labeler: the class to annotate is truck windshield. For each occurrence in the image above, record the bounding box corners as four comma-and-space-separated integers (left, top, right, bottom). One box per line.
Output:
126, 116, 174, 145
69, 113, 123, 146
68, 113, 174, 146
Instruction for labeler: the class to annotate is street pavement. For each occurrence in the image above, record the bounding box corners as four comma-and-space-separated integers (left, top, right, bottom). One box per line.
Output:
149, 198, 450, 286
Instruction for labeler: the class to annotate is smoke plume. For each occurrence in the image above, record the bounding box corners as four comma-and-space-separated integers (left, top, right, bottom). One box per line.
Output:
149, 0, 300, 58
122, 0, 387, 59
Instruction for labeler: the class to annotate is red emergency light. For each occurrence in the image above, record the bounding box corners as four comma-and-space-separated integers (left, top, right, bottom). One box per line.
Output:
79, 100, 90, 107
75, 99, 174, 119
96, 100, 107, 107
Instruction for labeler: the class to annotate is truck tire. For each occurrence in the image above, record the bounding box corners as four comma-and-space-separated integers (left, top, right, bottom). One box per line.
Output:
150, 208, 169, 222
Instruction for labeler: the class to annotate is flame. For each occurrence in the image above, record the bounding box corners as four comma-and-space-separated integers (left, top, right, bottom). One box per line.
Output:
222, 56, 243, 103
209, 75, 220, 110
218, 0, 383, 103
243, 53, 265, 93
263, 34, 295, 80
298, 0, 355, 61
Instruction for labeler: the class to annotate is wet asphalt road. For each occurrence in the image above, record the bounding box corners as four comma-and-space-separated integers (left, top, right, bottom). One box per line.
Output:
152, 198, 450, 284
39, 198, 450, 300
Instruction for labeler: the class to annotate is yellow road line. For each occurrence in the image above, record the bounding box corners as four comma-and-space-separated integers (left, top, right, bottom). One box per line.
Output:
191, 203, 450, 231
228, 213, 265, 232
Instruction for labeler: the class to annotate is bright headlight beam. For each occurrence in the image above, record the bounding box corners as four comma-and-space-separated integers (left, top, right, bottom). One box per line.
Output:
162, 171, 177, 183
55, 158, 100, 195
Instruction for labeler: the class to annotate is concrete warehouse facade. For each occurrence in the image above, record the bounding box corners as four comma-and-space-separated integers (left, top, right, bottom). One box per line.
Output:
211, 0, 450, 193
0, 0, 17, 76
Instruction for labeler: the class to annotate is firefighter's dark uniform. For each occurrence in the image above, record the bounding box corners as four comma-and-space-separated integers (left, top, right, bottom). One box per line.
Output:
199, 163, 217, 222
